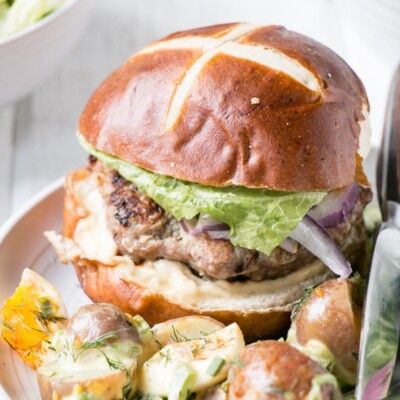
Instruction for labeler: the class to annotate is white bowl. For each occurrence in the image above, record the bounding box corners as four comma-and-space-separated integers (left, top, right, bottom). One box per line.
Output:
0, 0, 93, 107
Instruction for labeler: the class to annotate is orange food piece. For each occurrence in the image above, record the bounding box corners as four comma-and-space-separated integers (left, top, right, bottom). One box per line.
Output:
1, 283, 63, 368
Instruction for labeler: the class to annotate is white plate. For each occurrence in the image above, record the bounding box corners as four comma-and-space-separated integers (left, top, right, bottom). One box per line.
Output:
0, 179, 91, 399
0, 150, 378, 399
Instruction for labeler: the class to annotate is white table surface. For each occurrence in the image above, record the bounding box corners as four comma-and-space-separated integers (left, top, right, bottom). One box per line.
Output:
0, 0, 398, 226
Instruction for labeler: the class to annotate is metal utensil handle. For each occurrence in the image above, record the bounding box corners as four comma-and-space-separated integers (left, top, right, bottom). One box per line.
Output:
377, 65, 400, 220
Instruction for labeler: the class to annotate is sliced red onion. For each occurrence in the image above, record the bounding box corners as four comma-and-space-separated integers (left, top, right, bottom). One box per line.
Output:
279, 237, 298, 254
192, 214, 229, 235
308, 183, 360, 228
179, 218, 197, 234
207, 230, 230, 240
180, 215, 230, 241
290, 215, 352, 278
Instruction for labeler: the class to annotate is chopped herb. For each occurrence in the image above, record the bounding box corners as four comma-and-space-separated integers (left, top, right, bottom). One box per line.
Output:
187, 391, 196, 400
127, 315, 152, 343
220, 381, 229, 393
122, 383, 135, 400
352, 352, 359, 361
100, 350, 127, 371
0, 319, 14, 331
159, 349, 172, 365
171, 325, 190, 343
128, 344, 142, 358
206, 356, 225, 377
2, 336, 13, 348
34, 297, 66, 325
290, 285, 316, 321
79, 330, 119, 350
155, 339, 163, 349
169, 362, 195, 400
199, 330, 215, 337
31, 326, 47, 334
79, 393, 91, 400
39, 297, 52, 318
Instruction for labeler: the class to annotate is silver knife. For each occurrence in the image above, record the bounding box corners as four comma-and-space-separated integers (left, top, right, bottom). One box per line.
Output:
356, 65, 400, 400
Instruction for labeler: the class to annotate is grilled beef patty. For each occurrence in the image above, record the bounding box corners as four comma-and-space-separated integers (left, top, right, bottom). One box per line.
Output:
89, 158, 371, 281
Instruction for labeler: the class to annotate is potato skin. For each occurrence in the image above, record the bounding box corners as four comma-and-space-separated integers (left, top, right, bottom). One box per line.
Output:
228, 341, 340, 400
67, 303, 139, 344
291, 279, 361, 377
38, 369, 128, 400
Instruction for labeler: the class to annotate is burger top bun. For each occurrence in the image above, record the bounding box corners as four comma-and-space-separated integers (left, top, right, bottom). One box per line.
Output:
79, 23, 369, 191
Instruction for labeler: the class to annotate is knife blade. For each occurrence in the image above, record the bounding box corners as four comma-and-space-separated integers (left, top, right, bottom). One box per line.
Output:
356, 65, 400, 400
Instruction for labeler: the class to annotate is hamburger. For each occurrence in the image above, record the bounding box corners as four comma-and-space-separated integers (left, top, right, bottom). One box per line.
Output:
47, 23, 372, 341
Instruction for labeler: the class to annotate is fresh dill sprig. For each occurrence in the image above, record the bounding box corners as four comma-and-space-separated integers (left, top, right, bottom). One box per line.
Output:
171, 325, 215, 343
34, 297, 66, 325
171, 325, 190, 343
290, 285, 316, 321
79, 330, 119, 350
122, 383, 135, 400
199, 329, 215, 337
0, 319, 14, 331
159, 349, 172, 365
99, 349, 127, 371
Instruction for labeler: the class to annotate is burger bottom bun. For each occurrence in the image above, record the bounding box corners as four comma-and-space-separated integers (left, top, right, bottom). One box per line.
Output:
47, 168, 365, 342
74, 260, 295, 342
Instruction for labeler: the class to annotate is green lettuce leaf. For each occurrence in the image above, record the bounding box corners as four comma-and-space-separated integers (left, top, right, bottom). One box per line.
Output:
79, 134, 326, 255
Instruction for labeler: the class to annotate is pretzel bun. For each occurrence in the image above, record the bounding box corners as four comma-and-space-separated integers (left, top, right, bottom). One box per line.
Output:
79, 23, 369, 191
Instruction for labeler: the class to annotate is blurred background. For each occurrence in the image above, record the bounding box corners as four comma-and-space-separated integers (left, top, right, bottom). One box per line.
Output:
0, 0, 399, 224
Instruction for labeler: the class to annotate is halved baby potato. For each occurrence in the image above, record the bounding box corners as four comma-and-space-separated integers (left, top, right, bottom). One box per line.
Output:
38, 367, 130, 400
1, 268, 67, 368
37, 337, 139, 400
140, 323, 245, 398
37, 303, 142, 400
152, 315, 225, 348
287, 278, 362, 386
133, 315, 226, 367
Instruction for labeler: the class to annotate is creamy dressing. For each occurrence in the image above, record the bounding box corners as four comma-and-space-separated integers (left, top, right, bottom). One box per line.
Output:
72, 173, 119, 265
140, 323, 244, 395
39, 331, 137, 399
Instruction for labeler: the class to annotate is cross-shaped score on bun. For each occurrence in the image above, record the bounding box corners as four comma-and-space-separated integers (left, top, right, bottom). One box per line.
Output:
79, 23, 369, 192
136, 23, 320, 131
